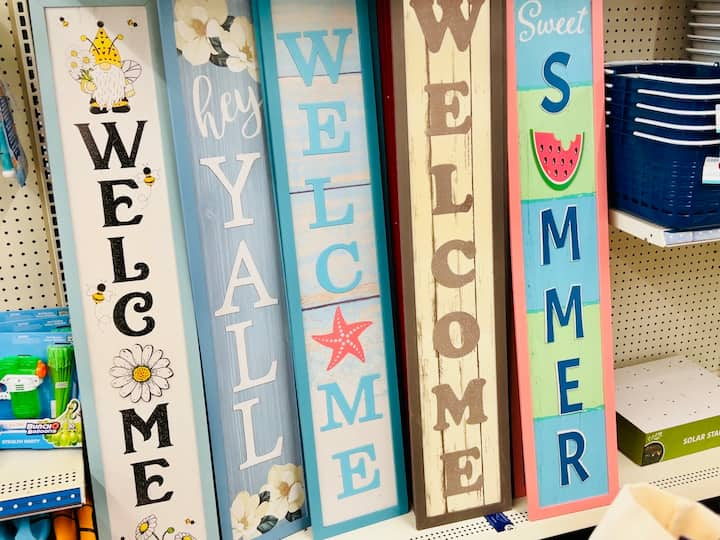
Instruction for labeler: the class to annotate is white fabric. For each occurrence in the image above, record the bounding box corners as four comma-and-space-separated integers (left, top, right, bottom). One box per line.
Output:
591, 484, 720, 540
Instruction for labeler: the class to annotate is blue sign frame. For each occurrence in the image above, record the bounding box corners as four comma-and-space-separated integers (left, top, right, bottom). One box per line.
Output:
253, 0, 408, 537
157, 1, 309, 538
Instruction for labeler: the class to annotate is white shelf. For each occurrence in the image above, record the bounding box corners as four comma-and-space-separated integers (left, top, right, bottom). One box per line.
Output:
289, 446, 720, 539
610, 209, 720, 247
0, 448, 84, 521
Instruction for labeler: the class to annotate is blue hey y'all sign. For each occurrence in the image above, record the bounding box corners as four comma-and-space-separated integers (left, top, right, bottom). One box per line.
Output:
157, 1, 308, 539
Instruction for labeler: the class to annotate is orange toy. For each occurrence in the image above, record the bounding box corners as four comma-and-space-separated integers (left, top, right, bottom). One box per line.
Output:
51, 508, 77, 540
77, 496, 97, 540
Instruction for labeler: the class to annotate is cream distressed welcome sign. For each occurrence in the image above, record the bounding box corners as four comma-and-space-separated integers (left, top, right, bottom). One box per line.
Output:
31, 2, 218, 537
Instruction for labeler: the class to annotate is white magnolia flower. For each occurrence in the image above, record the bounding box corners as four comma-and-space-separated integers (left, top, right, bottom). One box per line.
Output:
262, 464, 305, 517
110, 344, 173, 403
134, 514, 157, 540
174, 0, 229, 66
231, 491, 269, 540
207, 16, 258, 80
174, 533, 196, 540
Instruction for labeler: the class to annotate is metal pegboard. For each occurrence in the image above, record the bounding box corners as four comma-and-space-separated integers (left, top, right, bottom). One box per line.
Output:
610, 229, 720, 371
0, 0, 62, 311
602, 0, 720, 371
605, 0, 690, 62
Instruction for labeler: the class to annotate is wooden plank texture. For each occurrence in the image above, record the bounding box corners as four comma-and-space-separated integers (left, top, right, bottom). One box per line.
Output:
253, 0, 408, 538
157, 1, 309, 539
506, 0, 619, 520
384, 0, 512, 528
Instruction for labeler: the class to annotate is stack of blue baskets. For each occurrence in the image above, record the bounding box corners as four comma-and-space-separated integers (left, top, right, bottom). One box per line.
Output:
606, 61, 720, 230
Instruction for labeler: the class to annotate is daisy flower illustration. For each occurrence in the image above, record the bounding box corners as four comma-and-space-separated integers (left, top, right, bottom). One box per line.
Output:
134, 515, 157, 540
174, 533, 196, 540
110, 344, 173, 403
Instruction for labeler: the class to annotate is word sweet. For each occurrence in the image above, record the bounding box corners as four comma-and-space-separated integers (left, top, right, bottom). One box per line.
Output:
517, 0, 588, 43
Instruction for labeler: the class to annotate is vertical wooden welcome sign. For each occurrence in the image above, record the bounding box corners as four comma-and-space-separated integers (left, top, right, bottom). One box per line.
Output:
507, 0, 618, 519
254, 0, 408, 537
384, 0, 511, 528
157, 1, 308, 539
30, 2, 218, 537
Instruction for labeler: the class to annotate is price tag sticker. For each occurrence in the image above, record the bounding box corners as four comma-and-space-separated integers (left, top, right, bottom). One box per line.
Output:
702, 156, 720, 184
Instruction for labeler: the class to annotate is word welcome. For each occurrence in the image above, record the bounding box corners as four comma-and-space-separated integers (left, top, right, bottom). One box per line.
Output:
77, 120, 175, 506
275, 25, 385, 502
411, 0, 489, 499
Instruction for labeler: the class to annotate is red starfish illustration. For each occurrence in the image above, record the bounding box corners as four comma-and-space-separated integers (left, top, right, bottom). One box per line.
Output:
312, 307, 373, 371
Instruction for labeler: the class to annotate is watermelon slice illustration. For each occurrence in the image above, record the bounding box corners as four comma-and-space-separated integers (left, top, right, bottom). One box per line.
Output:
530, 130, 585, 191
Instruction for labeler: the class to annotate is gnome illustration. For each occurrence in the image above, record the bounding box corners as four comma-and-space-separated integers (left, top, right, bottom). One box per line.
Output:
70, 21, 142, 114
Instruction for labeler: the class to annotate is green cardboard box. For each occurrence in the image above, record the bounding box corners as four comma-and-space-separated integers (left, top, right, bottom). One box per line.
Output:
615, 356, 720, 466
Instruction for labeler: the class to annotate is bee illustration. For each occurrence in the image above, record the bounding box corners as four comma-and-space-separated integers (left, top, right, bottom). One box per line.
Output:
85, 282, 113, 328
184, 518, 195, 525
59, 17, 69, 27
142, 166, 156, 187
91, 283, 106, 304
127, 19, 138, 28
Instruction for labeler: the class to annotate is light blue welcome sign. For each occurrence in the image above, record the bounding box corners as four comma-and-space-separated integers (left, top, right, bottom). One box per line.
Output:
254, 0, 408, 537
157, 1, 307, 539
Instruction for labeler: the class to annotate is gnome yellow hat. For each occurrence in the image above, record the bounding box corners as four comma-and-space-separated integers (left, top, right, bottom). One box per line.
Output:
81, 21, 123, 68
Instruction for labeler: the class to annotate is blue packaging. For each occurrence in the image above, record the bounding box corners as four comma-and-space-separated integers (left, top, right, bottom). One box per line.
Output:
0, 332, 82, 450
0, 317, 71, 333
0, 308, 70, 323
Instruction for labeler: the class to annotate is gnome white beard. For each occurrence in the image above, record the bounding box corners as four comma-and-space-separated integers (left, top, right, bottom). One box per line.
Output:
92, 64, 126, 109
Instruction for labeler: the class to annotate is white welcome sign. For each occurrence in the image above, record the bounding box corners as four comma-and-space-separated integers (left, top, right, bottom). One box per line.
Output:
30, 3, 219, 537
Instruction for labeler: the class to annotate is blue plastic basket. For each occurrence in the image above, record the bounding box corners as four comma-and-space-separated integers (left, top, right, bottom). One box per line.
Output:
606, 61, 720, 95
606, 62, 720, 115
606, 128, 720, 229
605, 61, 720, 229
607, 115, 717, 141
607, 88, 720, 112
605, 100, 716, 127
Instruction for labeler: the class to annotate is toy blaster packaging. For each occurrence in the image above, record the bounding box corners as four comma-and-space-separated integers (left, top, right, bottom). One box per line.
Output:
0, 332, 82, 450
0, 308, 71, 333
0, 318, 70, 333
0, 308, 70, 323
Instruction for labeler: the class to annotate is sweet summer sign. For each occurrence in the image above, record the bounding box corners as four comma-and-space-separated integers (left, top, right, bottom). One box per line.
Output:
254, 0, 408, 537
507, 0, 618, 519
31, 3, 218, 537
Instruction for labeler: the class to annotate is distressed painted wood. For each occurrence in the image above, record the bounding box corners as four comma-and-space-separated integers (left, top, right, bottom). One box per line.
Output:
506, 0, 619, 520
381, 0, 511, 528
29, 2, 218, 537
253, 0, 408, 537
157, 2, 308, 539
